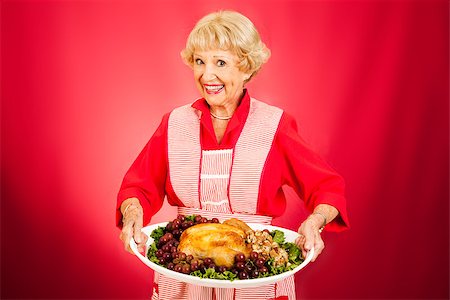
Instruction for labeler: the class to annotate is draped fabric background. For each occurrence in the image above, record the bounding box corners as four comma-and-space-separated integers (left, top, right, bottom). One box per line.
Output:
1, 1, 448, 299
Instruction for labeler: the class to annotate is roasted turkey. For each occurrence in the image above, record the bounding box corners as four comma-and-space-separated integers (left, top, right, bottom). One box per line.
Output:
178, 219, 253, 268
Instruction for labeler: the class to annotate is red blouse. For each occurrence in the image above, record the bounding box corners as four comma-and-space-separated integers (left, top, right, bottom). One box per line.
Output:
117, 90, 349, 232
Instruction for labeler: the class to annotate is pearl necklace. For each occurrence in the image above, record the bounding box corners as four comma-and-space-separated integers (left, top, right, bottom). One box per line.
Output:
210, 111, 232, 120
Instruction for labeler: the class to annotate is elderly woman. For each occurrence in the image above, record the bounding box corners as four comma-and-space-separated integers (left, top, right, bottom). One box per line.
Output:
117, 10, 349, 300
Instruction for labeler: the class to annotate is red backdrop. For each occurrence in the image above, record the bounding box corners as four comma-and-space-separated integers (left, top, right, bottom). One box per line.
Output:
1, 1, 448, 299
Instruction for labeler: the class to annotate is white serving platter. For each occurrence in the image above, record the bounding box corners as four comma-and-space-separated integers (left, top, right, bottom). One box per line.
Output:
130, 222, 314, 288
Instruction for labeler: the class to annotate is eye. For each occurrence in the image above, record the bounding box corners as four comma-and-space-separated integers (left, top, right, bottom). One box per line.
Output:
195, 58, 204, 65
217, 60, 226, 67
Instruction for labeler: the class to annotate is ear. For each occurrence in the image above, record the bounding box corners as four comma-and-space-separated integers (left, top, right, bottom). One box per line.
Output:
243, 72, 252, 82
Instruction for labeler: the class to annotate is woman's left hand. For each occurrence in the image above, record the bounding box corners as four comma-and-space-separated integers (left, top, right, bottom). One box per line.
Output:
295, 214, 325, 262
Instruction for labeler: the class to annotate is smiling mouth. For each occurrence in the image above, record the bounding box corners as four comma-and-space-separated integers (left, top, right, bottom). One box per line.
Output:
204, 84, 224, 94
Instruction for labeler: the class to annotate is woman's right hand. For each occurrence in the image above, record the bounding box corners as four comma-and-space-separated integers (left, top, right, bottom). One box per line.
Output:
119, 198, 148, 254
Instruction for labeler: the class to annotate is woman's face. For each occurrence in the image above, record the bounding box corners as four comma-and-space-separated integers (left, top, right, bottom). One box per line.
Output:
193, 49, 250, 110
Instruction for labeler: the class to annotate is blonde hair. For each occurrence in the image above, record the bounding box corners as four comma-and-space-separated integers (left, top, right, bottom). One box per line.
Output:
181, 10, 271, 81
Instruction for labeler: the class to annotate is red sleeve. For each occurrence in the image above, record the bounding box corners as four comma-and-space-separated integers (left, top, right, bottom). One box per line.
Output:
278, 113, 350, 232
116, 114, 169, 228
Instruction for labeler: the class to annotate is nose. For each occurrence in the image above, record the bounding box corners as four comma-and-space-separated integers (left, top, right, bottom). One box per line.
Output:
202, 63, 217, 81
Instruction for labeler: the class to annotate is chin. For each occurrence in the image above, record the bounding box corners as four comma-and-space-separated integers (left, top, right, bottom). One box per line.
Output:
204, 94, 225, 106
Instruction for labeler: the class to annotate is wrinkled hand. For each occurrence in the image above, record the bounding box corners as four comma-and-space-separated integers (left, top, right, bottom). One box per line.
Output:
295, 215, 325, 262
119, 201, 148, 255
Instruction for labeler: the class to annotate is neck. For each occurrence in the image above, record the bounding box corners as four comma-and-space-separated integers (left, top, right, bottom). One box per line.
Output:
210, 111, 232, 120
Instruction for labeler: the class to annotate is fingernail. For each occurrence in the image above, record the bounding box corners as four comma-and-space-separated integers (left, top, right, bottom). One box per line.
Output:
135, 236, 141, 243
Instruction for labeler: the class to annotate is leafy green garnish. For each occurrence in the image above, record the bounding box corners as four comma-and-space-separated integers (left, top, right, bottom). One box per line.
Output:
271, 229, 285, 244
147, 242, 160, 264
283, 242, 302, 265
184, 215, 196, 222
150, 226, 165, 242
191, 268, 238, 280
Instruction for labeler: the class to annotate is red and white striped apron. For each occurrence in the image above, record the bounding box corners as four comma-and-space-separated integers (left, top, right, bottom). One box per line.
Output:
153, 99, 295, 300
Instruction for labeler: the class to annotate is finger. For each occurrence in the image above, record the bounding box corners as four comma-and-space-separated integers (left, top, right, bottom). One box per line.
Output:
133, 214, 149, 255
135, 232, 148, 254
295, 234, 306, 258
295, 234, 305, 246
133, 227, 142, 244
120, 222, 133, 243
300, 226, 318, 261
133, 216, 145, 244
121, 221, 135, 254
311, 232, 325, 262
137, 240, 147, 255
303, 231, 314, 252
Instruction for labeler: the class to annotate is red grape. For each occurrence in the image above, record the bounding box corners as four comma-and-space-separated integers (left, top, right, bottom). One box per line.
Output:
167, 262, 175, 270
211, 218, 219, 223
161, 244, 170, 253
172, 229, 181, 238
155, 249, 164, 257
178, 252, 187, 261
255, 258, 265, 268
235, 261, 245, 271
251, 269, 260, 278
190, 264, 199, 272
259, 266, 269, 273
172, 258, 181, 264
234, 253, 246, 263
166, 222, 173, 231
174, 264, 183, 273
194, 215, 202, 223
181, 264, 191, 274
250, 251, 259, 261
177, 215, 185, 221
238, 271, 249, 279
203, 258, 213, 265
